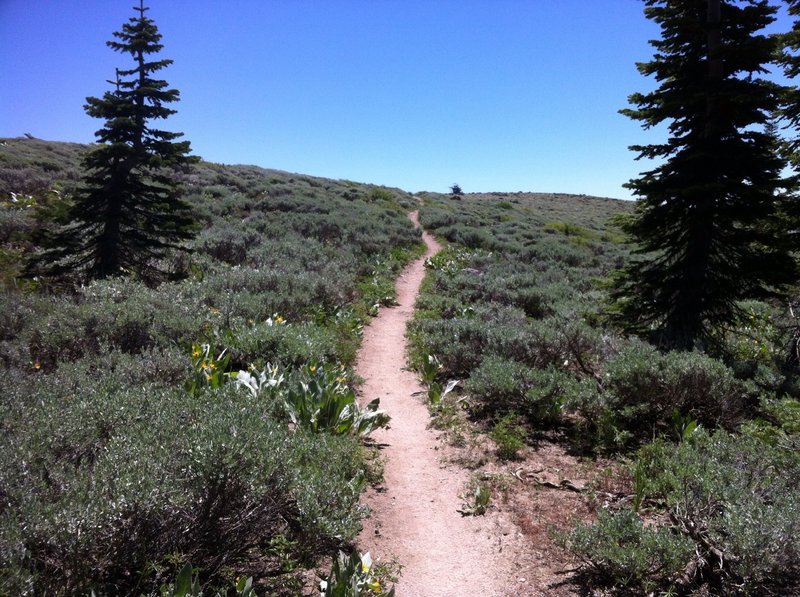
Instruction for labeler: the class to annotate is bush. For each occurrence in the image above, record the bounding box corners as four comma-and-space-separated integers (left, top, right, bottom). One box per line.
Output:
466, 356, 587, 427
0, 383, 367, 595
565, 508, 694, 594
625, 431, 800, 595
598, 342, 750, 444
223, 320, 341, 368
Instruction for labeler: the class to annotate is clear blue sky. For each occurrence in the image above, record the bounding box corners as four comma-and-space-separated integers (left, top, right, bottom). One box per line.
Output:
0, 1, 793, 199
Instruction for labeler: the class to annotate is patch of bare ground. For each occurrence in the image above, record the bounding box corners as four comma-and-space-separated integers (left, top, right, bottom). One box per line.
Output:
478, 438, 631, 596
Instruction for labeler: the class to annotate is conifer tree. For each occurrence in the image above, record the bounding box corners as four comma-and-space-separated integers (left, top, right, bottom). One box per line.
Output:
28, 0, 196, 282
780, 0, 800, 164
610, 0, 797, 350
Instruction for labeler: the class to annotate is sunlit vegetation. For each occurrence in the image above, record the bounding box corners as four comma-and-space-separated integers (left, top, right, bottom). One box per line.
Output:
0, 137, 421, 595
412, 190, 800, 595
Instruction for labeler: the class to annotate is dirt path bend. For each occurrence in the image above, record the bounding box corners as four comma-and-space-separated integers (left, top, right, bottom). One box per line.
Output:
355, 211, 526, 597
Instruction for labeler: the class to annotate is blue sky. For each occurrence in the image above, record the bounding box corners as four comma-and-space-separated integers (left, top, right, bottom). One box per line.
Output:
0, 1, 793, 199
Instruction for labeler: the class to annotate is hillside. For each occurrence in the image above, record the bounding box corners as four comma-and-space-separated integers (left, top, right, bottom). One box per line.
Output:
2, 137, 799, 596
0, 137, 424, 595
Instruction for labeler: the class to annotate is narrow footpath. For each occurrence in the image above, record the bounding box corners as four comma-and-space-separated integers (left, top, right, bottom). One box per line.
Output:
355, 211, 528, 597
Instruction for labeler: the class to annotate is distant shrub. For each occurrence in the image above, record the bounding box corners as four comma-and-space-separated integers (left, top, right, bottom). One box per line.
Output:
197, 225, 259, 265
466, 356, 591, 427
440, 224, 493, 249
408, 316, 488, 377
368, 187, 395, 203
466, 356, 538, 415
223, 321, 340, 368
486, 317, 602, 375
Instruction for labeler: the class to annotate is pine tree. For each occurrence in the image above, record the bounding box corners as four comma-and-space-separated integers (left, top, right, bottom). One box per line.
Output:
780, 0, 800, 164
610, 0, 797, 351
28, 0, 196, 282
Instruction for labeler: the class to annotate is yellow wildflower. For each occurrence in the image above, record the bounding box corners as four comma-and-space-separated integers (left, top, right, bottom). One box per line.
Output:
33, 361, 41, 370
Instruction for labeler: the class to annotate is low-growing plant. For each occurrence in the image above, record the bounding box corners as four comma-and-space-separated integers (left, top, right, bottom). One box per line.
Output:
282, 364, 391, 436
186, 342, 232, 395
490, 413, 527, 460
419, 353, 442, 385
427, 378, 459, 405
564, 508, 694, 594
319, 551, 395, 597
158, 563, 257, 597
459, 482, 492, 516
232, 363, 285, 398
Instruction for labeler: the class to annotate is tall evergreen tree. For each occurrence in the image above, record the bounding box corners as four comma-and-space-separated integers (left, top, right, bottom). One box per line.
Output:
780, 0, 800, 164
28, 0, 196, 282
610, 0, 797, 351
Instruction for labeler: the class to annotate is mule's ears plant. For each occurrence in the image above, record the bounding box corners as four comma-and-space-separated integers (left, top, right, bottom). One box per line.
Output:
283, 364, 391, 436
186, 343, 232, 395
420, 353, 441, 385
427, 378, 459, 406
670, 408, 699, 443
319, 550, 395, 597
157, 562, 257, 597
233, 363, 285, 398
459, 482, 491, 516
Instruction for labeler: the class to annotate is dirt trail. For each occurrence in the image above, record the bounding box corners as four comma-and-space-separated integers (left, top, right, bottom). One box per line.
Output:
355, 211, 528, 597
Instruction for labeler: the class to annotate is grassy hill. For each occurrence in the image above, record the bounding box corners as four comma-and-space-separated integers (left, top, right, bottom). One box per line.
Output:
410, 190, 800, 595
0, 137, 423, 595
1, 137, 799, 596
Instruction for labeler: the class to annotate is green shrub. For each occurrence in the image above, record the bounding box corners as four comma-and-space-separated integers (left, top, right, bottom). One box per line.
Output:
407, 316, 489, 378
467, 356, 594, 428
599, 342, 750, 444
0, 383, 367, 595
223, 320, 340, 368
626, 431, 800, 595
565, 508, 694, 594
490, 413, 527, 460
